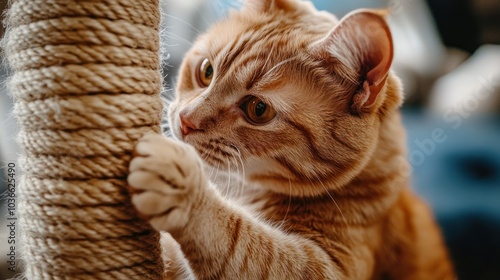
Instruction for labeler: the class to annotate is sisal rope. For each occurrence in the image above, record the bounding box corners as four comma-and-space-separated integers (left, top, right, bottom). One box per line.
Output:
5, 0, 165, 278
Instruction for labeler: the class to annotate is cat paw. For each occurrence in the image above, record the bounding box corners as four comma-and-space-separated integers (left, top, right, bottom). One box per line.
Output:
127, 134, 207, 233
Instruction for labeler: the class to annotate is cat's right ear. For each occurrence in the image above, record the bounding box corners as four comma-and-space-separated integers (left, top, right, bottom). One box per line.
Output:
310, 9, 394, 113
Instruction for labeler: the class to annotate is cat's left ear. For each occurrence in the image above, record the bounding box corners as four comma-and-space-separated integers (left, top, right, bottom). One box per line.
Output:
310, 9, 393, 112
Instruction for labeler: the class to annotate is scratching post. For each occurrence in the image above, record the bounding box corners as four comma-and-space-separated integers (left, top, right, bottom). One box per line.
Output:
5, 0, 164, 278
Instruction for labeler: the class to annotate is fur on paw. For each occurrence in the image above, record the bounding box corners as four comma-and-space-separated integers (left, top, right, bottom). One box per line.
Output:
127, 134, 207, 232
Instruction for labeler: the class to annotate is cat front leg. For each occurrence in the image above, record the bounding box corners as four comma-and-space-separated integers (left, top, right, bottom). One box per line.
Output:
127, 134, 207, 279
175, 194, 346, 279
127, 134, 345, 279
127, 134, 208, 234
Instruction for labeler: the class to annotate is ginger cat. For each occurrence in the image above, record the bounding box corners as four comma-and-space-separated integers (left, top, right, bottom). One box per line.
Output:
127, 0, 455, 279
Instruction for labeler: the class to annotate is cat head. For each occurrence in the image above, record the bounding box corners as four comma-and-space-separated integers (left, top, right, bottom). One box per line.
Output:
168, 0, 403, 196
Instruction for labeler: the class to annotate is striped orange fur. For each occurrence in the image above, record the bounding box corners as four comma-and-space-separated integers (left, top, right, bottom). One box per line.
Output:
129, 0, 455, 279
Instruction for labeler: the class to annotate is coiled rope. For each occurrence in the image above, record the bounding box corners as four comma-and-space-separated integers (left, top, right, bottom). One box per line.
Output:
5, 0, 164, 278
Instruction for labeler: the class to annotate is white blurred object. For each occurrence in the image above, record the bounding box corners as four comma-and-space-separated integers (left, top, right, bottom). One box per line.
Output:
429, 45, 500, 114
388, 0, 448, 97
388, 0, 446, 78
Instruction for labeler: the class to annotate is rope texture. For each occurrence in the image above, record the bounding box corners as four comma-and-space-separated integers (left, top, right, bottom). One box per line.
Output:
5, 0, 164, 278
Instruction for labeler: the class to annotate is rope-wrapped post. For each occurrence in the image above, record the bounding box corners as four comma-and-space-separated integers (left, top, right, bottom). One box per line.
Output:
5, 0, 164, 278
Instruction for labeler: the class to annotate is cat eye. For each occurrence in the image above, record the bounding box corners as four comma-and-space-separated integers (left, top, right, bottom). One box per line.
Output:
240, 96, 276, 124
197, 58, 213, 87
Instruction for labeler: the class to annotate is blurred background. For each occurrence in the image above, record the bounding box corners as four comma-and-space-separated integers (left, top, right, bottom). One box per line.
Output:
1, 0, 499, 279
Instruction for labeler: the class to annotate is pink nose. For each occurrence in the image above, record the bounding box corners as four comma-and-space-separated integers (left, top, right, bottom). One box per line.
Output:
179, 113, 200, 136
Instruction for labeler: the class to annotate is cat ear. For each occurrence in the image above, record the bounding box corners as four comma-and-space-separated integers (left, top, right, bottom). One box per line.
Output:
242, 0, 308, 14
242, 0, 274, 12
311, 9, 394, 112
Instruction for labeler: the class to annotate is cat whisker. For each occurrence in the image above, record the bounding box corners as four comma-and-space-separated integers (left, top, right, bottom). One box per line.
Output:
203, 150, 220, 164
161, 79, 177, 102
278, 178, 293, 229
232, 154, 243, 197
163, 14, 202, 35
198, 145, 226, 166
260, 56, 299, 83
236, 152, 246, 198
207, 157, 217, 180
163, 31, 195, 47
213, 162, 221, 184
223, 158, 232, 200
231, 153, 245, 199
198, 147, 228, 198
257, 44, 276, 80
200, 152, 210, 167
194, 8, 212, 28
229, 144, 246, 196
229, 154, 240, 198
313, 174, 351, 230
161, 90, 175, 104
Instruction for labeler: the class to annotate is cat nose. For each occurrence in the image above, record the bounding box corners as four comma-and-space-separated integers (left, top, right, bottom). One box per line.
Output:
179, 113, 201, 136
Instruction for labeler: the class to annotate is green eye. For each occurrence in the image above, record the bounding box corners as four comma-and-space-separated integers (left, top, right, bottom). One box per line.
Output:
198, 58, 213, 87
240, 96, 276, 124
